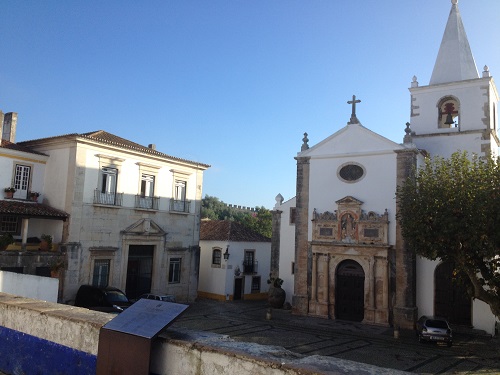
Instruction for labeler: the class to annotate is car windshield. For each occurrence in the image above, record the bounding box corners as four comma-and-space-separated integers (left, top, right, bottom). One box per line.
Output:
106, 291, 129, 303
427, 319, 448, 329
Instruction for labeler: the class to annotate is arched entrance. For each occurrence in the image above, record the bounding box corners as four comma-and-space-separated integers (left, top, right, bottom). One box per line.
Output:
434, 262, 472, 326
335, 260, 365, 321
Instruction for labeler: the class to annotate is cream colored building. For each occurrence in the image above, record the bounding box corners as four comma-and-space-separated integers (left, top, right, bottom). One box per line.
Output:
19, 130, 209, 303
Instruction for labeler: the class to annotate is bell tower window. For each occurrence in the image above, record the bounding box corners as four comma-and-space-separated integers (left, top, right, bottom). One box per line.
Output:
438, 97, 460, 128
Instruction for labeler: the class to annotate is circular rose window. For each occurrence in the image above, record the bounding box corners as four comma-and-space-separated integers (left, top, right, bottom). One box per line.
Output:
338, 163, 364, 182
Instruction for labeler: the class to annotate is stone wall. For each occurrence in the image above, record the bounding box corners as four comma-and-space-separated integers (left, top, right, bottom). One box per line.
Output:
0, 292, 407, 375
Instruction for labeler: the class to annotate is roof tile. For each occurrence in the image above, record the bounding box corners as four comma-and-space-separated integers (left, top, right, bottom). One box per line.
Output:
200, 220, 270, 242
0, 200, 69, 220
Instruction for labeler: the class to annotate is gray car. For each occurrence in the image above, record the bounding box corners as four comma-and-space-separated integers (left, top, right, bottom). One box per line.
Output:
416, 316, 453, 347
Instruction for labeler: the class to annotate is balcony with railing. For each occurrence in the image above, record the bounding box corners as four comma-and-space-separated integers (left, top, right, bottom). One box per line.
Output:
93, 190, 123, 206
242, 260, 258, 274
135, 195, 160, 210
169, 199, 190, 213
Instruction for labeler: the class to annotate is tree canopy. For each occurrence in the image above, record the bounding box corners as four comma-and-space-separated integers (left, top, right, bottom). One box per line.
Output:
396, 151, 500, 317
201, 195, 272, 238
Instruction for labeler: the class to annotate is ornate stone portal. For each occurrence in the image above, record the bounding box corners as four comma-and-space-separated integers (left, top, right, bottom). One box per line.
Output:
308, 196, 391, 325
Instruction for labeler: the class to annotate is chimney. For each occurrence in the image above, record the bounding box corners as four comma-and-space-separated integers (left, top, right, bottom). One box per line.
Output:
2, 112, 17, 142
148, 144, 156, 150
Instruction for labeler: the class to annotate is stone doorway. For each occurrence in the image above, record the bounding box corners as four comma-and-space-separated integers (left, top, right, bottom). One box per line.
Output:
335, 260, 365, 322
125, 245, 154, 300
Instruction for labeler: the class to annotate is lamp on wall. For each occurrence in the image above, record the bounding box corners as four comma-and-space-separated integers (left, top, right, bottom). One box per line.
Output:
223, 246, 230, 261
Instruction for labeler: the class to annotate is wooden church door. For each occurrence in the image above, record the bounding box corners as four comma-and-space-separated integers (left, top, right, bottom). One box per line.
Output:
335, 260, 365, 322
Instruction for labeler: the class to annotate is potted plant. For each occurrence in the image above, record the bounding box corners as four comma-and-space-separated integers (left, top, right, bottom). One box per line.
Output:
4, 187, 16, 198
30, 192, 40, 202
50, 259, 65, 277
40, 234, 53, 251
0, 233, 14, 251
267, 275, 286, 308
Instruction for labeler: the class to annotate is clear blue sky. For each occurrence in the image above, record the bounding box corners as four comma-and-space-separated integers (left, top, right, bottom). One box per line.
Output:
1, 1, 499, 209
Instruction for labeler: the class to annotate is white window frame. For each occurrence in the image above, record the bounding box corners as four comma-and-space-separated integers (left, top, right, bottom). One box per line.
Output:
101, 167, 118, 194
92, 259, 111, 288
95, 154, 125, 193
168, 257, 182, 284
13, 163, 32, 199
137, 163, 160, 196
140, 174, 155, 197
175, 180, 186, 201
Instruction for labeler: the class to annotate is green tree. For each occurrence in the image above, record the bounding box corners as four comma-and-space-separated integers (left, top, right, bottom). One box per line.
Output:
201, 195, 272, 238
240, 207, 273, 238
396, 151, 500, 317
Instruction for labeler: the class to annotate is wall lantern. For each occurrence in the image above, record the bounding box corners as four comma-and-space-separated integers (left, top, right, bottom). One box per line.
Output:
223, 246, 230, 261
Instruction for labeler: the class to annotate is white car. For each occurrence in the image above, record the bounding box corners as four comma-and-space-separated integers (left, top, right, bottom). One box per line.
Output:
416, 316, 453, 347
139, 293, 176, 303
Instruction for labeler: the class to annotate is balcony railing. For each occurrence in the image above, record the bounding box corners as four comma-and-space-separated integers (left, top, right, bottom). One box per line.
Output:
170, 199, 190, 213
243, 260, 258, 274
94, 190, 123, 206
135, 195, 160, 210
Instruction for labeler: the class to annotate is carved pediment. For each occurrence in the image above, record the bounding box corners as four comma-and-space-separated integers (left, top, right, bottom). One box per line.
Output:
122, 219, 167, 236
335, 196, 363, 205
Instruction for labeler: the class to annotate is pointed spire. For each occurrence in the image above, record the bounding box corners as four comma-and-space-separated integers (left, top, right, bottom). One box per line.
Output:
429, 0, 479, 85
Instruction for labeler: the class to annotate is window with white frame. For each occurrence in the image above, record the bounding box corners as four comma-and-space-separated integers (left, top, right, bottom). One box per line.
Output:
169, 258, 181, 283
140, 174, 155, 197
94, 154, 124, 206
136, 163, 160, 210
101, 167, 117, 194
170, 169, 191, 213
14, 164, 31, 199
175, 180, 186, 201
92, 259, 110, 288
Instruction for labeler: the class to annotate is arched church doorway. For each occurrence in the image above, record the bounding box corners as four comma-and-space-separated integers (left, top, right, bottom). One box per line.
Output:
335, 260, 364, 321
434, 261, 472, 326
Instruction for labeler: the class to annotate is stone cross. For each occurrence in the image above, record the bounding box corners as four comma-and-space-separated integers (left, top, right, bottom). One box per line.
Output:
347, 95, 361, 124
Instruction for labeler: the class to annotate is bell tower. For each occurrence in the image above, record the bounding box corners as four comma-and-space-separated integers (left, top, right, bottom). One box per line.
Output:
409, 0, 499, 159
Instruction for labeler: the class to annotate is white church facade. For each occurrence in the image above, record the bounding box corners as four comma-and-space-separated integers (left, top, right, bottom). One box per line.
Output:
272, 0, 499, 335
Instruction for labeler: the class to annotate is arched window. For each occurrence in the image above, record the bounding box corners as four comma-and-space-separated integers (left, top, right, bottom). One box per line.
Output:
438, 96, 460, 128
212, 248, 222, 265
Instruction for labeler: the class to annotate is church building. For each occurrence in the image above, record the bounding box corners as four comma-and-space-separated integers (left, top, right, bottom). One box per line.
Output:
272, 0, 499, 335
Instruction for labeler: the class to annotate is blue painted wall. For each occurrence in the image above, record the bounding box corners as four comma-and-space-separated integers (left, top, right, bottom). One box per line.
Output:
0, 326, 96, 375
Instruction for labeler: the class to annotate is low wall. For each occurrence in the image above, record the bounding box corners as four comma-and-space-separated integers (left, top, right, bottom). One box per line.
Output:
0, 292, 407, 375
0, 271, 59, 302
